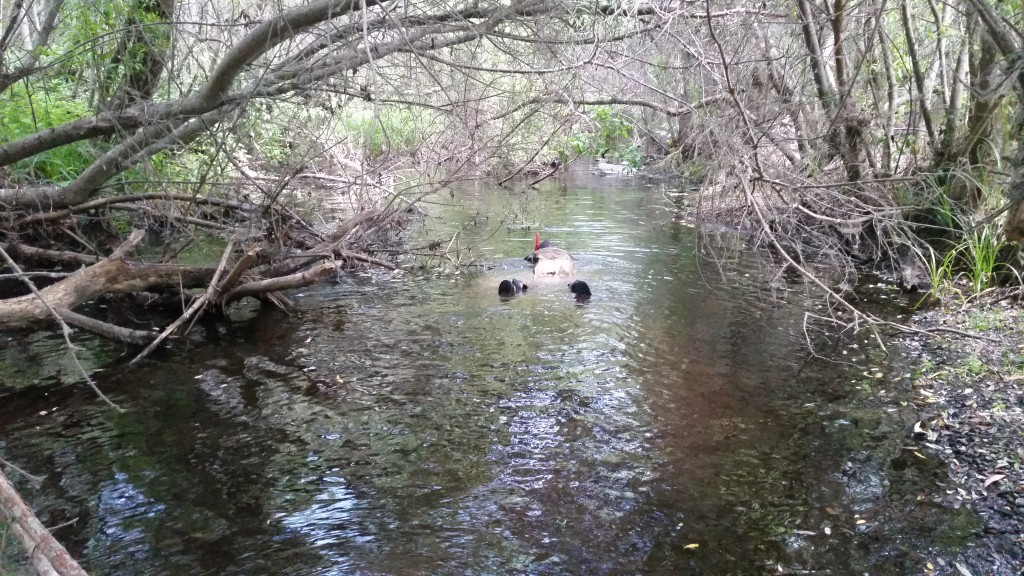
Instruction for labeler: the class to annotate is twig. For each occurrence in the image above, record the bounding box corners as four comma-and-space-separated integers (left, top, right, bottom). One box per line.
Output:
0, 242, 100, 265
0, 459, 44, 485
14, 192, 255, 226
917, 325, 1000, 342
113, 205, 236, 231
0, 272, 72, 279
58, 226, 103, 257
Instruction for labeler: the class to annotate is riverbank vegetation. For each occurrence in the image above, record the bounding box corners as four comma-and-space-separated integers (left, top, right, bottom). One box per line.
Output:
1, 0, 1021, 343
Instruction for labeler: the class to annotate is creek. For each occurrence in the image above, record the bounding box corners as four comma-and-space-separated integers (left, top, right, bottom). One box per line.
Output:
0, 170, 979, 574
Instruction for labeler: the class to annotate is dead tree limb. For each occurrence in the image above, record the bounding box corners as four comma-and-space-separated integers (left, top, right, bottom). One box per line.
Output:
0, 468, 89, 576
0, 242, 100, 265
15, 193, 256, 226
128, 240, 237, 365
214, 246, 261, 298
56, 308, 155, 345
224, 260, 342, 304
336, 250, 398, 270
0, 240, 216, 328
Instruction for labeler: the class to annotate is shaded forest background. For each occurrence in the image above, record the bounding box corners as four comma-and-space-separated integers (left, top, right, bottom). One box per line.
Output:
1, 0, 1023, 342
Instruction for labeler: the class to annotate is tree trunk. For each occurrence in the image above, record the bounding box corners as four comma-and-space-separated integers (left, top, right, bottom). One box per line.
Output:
102, 0, 176, 109
901, 0, 937, 151
934, 30, 969, 166
796, 0, 836, 113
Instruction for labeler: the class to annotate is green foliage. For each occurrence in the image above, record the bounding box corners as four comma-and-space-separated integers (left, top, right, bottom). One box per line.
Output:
240, 106, 296, 165
920, 222, 1020, 303
962, 355, 985, 376
107, 212, 135, 235
914, 171, 1022, 303
919, 176, 960, 231
0, 81, 95, 183
961, 225, 1003, 294
565, 106, 644, 168
53, 0, 128, 80
919, 244, 958, 303
338, 106, 426, 159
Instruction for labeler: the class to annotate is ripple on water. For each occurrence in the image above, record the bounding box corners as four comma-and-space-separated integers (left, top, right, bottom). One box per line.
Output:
0, 173, 959, 575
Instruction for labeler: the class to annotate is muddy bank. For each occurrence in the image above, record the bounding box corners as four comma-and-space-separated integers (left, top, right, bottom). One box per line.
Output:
897, 298, 1024, 575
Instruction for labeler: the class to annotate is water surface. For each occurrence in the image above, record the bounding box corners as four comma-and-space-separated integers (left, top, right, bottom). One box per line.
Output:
0, 170, 975, 574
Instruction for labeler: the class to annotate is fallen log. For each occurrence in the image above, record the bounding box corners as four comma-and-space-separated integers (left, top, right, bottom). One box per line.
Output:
1, 203, 402, 348
0, 228, 219, 330
0, 242, 100, 265
0, 257, 217, 328
224, 260, 341, 304
0, 467, 89, 576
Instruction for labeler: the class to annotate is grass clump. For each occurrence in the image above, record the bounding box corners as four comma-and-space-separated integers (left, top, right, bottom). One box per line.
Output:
915, 181, 1022, 304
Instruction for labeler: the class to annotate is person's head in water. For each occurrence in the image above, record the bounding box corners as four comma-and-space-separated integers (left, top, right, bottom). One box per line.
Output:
568, 280, 591, 301
498, 279, 528, 298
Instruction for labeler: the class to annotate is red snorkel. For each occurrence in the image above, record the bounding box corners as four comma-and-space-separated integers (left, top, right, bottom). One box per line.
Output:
534, 232, 541, 251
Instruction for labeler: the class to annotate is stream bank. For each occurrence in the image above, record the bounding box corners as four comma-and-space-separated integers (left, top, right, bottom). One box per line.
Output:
898, 297, 1024, 574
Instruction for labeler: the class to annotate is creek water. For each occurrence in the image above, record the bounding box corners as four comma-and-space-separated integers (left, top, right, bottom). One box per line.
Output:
0, 171, 979, 574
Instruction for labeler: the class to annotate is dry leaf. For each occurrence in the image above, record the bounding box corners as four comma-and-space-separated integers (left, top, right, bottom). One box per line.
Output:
983, 474, 1005, 488
955, 562, 974, 576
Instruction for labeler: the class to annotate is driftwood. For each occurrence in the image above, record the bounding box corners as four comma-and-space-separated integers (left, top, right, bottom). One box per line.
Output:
0, 231, 216, 330
0, 242, 100, 265
56, 308, 156, 345
224, 260, 342, 303
0, 202, 403, 353
0, 468, 89, 576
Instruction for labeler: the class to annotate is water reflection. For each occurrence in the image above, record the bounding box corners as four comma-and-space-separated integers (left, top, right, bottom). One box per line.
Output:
0, 170, 974, 574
